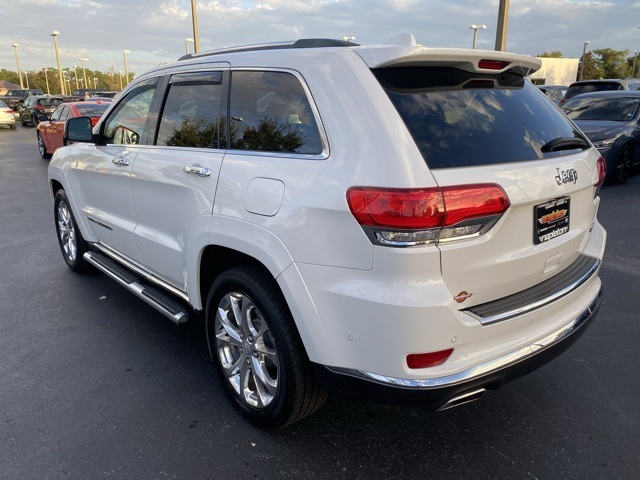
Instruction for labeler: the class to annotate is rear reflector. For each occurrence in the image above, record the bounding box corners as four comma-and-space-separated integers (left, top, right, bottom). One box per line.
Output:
407, 349, 454, 369
478, 59, 511, 70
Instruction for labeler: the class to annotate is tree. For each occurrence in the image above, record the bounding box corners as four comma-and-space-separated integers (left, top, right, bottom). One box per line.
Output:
592, 48, 630, 78
537, 51, 563, 58
578, 51, 605, 80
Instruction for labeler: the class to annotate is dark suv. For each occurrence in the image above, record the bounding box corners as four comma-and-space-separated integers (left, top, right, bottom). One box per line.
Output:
560, 79, 640, 105
19, 95, 65, 126
0, 89, 44, 110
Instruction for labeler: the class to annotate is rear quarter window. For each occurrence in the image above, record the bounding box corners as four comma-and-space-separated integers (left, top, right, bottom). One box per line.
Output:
373, 67, 585, 169
228, 71, 323, 155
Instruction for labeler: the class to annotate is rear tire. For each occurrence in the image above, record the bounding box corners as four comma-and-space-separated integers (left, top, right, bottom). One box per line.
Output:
205, 265, 326, 428
54, 189, 89, 272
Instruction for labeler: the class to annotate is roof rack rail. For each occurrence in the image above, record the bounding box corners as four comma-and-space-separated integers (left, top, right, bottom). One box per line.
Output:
178, 38, 359, 61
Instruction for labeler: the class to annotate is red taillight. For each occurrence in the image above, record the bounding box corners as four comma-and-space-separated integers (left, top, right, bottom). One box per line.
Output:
346, 184, 510, 230
7, 109, 13, 115
595, 156, 607, 187
440, 184, 511, 226
346, 188, 444, 229
35, 104, 44, 111
478, 59, 511, 70
407, 349, 454, 369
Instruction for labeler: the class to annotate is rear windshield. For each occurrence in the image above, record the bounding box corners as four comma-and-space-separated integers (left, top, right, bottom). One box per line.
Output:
564, 82, 624, 100
562, 96, 640, 122
76, 102, 110, 117
38, 98, 64, 106
373, 67, 585, 169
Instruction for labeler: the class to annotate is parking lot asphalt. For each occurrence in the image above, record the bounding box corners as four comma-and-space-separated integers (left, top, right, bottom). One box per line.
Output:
1, 125, 639, 480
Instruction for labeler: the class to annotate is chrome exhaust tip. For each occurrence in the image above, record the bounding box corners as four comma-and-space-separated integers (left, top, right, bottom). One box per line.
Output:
437, 388, 487, 411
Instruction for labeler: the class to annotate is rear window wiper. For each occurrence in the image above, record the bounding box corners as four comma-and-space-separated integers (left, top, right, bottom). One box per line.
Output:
541, 137, 589, 153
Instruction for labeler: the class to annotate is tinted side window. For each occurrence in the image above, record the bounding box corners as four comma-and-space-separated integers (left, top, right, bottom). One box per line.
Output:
102, 79, 158, 145
156, 72, 224, 148
374, 67, 586, 169
50, 106, 63, 121
229, 71, 323, 154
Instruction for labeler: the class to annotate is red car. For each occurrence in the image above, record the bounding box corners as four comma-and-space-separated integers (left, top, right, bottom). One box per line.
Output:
37, 100, 111, 158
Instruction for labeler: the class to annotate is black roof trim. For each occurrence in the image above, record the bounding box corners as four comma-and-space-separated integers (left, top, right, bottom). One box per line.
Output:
178, 38, 359, 61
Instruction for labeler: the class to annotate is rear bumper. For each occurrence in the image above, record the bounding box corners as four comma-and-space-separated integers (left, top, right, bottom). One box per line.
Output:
314, 287, 601, 411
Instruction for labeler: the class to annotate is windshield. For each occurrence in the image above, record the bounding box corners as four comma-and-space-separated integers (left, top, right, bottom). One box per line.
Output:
562, 97, 640, 122
5, 90, 24, 97
373, 67, 585, 169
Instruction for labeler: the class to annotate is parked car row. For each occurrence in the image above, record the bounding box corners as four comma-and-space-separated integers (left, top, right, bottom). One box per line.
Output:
536, 78, 640, 184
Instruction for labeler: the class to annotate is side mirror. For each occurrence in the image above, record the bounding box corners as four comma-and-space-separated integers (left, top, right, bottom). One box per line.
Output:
113, 125, 140, 145
65, 116, 94, 143
38, 114, 49, 122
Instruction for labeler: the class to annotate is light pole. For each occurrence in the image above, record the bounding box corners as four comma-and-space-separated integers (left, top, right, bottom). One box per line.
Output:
12, 43, 24, 89
495, 0, 510, 51
79, 58, 89, 90
73, 65, 79, 90
51, 31, 66, 95
44, 68, 50, 95
93, 77, 98, 89
632, 50, 638, 78
470, 25, 486, 49
25, 72, 30, 89
579, 41, 590, 81
191, 0, 200, 53
122, 50, 130, 85
119, 70, 123, 90
185, 38, 194, 54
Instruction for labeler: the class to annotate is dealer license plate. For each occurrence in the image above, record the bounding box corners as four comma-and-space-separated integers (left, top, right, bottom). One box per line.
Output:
534, 196, 570, 244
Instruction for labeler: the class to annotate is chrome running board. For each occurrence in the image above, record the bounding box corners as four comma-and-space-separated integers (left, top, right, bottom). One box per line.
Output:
84, 251, 191, 325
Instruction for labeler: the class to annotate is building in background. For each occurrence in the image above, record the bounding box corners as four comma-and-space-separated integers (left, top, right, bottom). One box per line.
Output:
0, 81, 22, 95
530, 58, 580, 86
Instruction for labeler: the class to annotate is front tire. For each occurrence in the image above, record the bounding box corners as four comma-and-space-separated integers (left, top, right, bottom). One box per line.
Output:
37, 132, 51, 159
54, 189, 89, 272
205, 266, 326, 428
611, 144, 633, 185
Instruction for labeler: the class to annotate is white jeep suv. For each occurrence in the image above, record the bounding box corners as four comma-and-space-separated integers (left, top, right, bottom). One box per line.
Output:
48, 37, 606, 428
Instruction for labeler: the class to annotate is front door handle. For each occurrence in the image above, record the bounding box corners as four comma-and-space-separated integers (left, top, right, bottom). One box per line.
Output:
112, 157, 130, 166
183, 166, 211, 177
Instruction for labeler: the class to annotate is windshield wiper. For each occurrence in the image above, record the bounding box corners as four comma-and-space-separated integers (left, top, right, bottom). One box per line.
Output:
541, 137, 589, 153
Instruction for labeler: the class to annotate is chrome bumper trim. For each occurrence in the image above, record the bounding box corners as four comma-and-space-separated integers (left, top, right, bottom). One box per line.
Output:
464, 254, 600, 325
355, 289, 601, 389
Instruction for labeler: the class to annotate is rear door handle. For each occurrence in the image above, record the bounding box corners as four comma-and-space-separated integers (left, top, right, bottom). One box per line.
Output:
183, 166, 211, 177
112, 157, 130, 166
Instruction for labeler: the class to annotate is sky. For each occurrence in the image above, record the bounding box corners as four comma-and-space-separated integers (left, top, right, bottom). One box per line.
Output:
2, 0, 640, 78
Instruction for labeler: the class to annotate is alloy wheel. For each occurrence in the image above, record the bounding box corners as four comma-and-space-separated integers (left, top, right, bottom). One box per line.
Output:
214, 292, 280, 408
57, 199, 77, 262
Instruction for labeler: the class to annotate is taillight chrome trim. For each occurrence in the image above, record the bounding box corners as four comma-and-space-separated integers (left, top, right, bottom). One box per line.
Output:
360, 213, 505, 247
